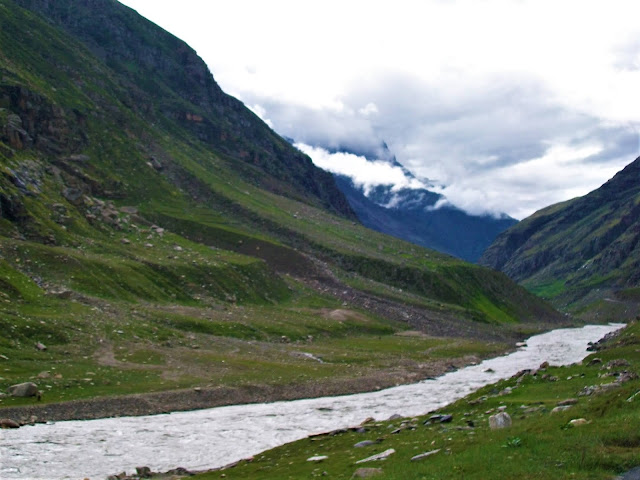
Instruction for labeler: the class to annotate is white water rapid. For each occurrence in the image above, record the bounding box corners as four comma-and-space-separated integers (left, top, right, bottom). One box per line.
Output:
0, 323, 623, 480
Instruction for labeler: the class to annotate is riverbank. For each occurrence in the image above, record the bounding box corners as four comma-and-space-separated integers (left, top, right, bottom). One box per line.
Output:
0, 355, 485, 424
187, 321, 639, 480
1, 324, 624, 480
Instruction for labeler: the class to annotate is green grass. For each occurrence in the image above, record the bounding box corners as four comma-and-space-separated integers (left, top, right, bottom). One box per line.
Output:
193, 322, 640, 480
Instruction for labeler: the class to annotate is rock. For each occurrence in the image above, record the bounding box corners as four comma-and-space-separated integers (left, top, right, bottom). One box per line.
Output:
513, 369, 532, 378
352, 468, 384, 478
557, 398, 578, 406
356, 448, 396, 464
617, 371, 639, 383
0, 418, 20, 429
424, 413, 452, 425
37, 371, 51, 379
8, 382, 40, 398
120, 238, 131, 245
587, 357, 603, 366
135, 466, 152, 478
354, 440, 376, 448
360, 417, 375, 425
35, 342, 47, 351
617, 465, 640, 479
551, 405, 572, 413
539, 361, 550, 369
604, 359, 631, 369
489, 412, 512, 429
499, 387, 513, 396
569, 418, 589, 426
307, 455, 328, 462
516, 342, 527, 347
388, 413, 403, 421
411, 449, 441, 461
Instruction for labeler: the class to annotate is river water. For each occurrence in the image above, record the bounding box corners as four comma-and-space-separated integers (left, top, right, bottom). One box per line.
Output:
0, 323, 623, 480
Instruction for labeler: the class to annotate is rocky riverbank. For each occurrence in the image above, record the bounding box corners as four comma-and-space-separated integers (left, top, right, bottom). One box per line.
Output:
0, 355, 482, 425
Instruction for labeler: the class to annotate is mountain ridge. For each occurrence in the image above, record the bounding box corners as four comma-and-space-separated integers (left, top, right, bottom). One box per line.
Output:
480, 156, 640, 313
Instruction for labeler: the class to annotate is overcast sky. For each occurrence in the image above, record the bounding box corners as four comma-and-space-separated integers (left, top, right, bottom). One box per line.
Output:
120, 0, 640, 219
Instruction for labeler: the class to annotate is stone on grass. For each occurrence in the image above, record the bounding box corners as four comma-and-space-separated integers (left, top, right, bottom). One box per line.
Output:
551, 405, 572, 413
8, 382, 39, 398
557, 398, 578, 406
388, 413, 403, 420
569, 418, 589, 426
489, 412, 512, 429
352, 468, 384, 478
354, 440, 376, 448
307, 455, 328, 462
356, 448, 395, 464
411, 449, 441, 461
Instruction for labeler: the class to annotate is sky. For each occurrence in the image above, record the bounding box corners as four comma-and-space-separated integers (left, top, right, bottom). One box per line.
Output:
119, 0, 640, 219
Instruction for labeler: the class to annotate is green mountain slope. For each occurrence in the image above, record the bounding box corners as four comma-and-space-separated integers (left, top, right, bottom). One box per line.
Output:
0, 0, 561, 411
480, 157, 640, 315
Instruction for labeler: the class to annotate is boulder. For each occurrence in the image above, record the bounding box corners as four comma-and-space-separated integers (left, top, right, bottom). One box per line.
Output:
8, 382, 40, 398
489, 412, 512, 429
0, 418, 20, 429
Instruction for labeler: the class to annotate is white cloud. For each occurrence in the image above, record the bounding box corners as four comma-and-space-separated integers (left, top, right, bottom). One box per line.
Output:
295, 143, 426, 194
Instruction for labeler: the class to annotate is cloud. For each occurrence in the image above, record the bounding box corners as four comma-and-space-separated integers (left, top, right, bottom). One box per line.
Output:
295, 143, 426, 195
244, 74, 636, 218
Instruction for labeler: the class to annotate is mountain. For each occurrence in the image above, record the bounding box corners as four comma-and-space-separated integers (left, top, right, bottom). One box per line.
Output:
480, 156, 640, 315
335, 174, 517, 262
322, 143, 517, 262
0, 0, 561, 412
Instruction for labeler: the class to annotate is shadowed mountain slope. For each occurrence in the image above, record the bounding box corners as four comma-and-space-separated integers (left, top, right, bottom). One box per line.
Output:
480, 157, 640, 315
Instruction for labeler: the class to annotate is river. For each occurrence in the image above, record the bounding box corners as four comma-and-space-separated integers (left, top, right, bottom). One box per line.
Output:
0, 323, 623, 480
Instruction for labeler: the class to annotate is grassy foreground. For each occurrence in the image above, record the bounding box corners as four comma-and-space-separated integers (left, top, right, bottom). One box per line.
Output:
191, 321, 640, 480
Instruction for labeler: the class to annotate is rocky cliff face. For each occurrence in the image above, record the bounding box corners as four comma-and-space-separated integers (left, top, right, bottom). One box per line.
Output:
480, 157, 640, 309
12, 0, 355, 219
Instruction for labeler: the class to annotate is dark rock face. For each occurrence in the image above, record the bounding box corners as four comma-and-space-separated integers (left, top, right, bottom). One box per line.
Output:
0, 85, 88, 155
479, 157, 640, 306
13, 0, 356, 219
